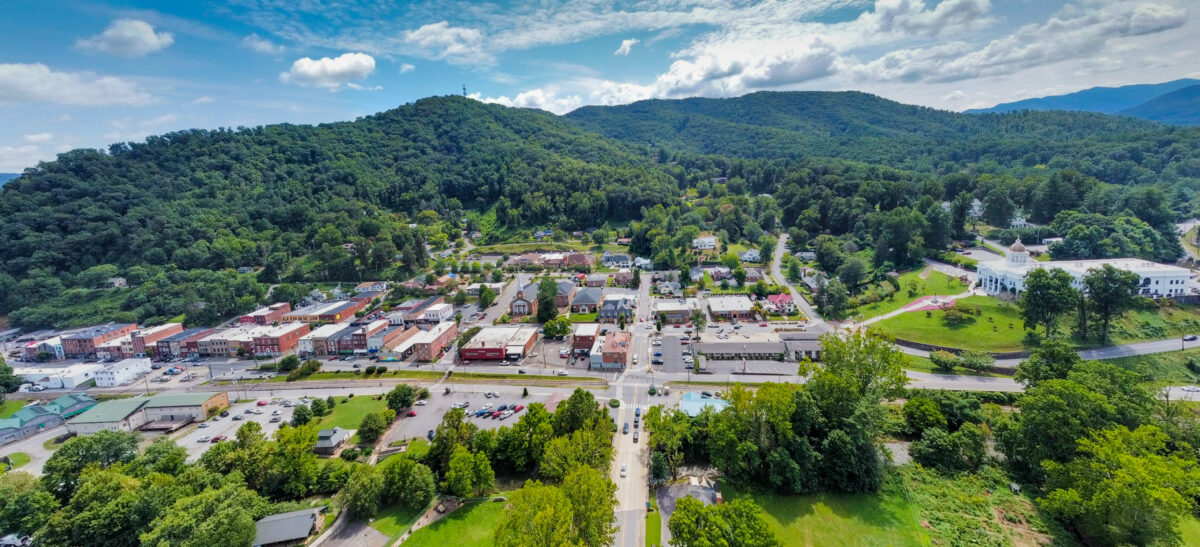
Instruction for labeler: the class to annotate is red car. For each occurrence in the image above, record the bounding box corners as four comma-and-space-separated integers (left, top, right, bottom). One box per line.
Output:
686, 323, 693, 328
513, 405, 525, 412
759, 322, 768, 327
211, 435, 227, 443
256, 400, 268, 406
407, 410, 417, 417
673, 324, 681, 328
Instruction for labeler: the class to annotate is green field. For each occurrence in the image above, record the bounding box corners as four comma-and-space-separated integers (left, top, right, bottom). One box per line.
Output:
1104, 347, 1200, 384
874, 295, 1027, 352
849, 270, 968, 321
2, 452, 31, 472
727, 482, 929, 546
315, 396, 386, 431
0, 400, 26, 418
1108, 304, 1200, 346
370, 503, 425, 541
568, 312, 598, 323
402, 499, 507, 547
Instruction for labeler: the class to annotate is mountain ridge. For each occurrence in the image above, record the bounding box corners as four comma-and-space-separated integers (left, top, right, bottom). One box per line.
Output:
963, 78, 1200, 115
1117, 84, 1200, 126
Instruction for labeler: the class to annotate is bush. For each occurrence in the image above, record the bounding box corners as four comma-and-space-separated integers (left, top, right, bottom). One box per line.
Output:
903, 397, 947, 437
364, 366, 377, 375
929, 350, 961, 372
287, 359, 322, 381
375, 366, 387, 375
609, 399, 620, 408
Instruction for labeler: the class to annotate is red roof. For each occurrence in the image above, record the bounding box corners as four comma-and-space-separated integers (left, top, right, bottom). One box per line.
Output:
767, 294, 793, 305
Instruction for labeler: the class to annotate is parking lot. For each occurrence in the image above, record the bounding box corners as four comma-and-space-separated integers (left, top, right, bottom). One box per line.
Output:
384, 385, 570, 446
653, 335, 693, 373
174, 399, 297, 462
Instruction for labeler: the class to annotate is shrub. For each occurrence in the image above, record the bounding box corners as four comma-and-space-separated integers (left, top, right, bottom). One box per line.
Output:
609, 399, 620, 408
364, 366, 377, 375
929, 350, 961, 372
375, 366, 387, 374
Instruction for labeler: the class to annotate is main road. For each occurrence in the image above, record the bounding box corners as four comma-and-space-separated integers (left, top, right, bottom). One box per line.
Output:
770, 233, 826, 330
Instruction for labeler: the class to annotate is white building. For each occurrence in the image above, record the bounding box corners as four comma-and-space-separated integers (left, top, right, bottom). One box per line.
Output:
95, 358, 152, 387
692, 236, 717, 250
13, 363, 104, 389
421, 303, 454, 323
978, 239, 1192, 297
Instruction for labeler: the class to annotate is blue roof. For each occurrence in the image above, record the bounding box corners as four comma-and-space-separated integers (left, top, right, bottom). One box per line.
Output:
679, 392, 729, 417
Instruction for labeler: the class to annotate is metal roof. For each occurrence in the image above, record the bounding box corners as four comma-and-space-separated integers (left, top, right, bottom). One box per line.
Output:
68, 398, 147, 424
253, 508, 322, 546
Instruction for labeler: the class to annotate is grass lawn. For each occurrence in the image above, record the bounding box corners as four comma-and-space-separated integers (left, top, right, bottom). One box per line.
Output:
726, 477, 930, 546
1107, 303, 1200, 346
1180, 515, 1200, 545
370, 503, 425, 541
403, 498, 507, 547
1104, 347, 1200, 384
568, 312, 598, 323
43, 436, 68, 451
405, 438, 431, 459
315, 396, 386, 431
0, 399, 26, 418
2, 452, 31, 471
646, 496, 663, 547
875, 295, 1028, 352
848, 270, 968, 321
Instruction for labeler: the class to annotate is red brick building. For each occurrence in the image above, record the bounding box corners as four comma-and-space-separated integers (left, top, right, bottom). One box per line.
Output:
129, 323, 185, 356
239, 302, 292, 325
252, 323, 312, 357
572, 323, 599, 354
459, 326, 539, 361
62, 323, 138, 358
413, 322, 458, 362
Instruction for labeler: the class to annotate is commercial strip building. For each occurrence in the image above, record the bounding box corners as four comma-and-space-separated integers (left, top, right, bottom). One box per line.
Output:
420, 302, 454, 323
696, 333, 823, 362
94, 358, 152, 387
251, 323, 312, 357
0, 394, 96, 445
124, 323, 185, 357
375, 326, 424, 361
572, 323, 599, 355
239, 302, 292, 325
655, 299, 697, 323
459, 326, 539, 361
412, 321, 458, 362
67, 392, 229, 435
61, 323, 138, 358
978, 239, 1194, 297
588, 332, 630, 370
155, 327, 216, 359
13, 364, 104, 389
707, 295, 755, 321
281, 300, 364, 324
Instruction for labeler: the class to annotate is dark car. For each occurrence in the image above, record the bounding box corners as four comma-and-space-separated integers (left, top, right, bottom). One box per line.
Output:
1186, 335, 1198, 342
633, 431, 639, 443
219, 410, 229, 417
497, 404, 508, 411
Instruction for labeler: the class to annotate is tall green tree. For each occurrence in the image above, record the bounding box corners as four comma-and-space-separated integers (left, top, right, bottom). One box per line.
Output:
668, 497, 779, 547
342, 466, 384, 520
1018, 268, 1077, 336
41, 430, 140, 500
1014, 338, 1082, 387
1081, 264, 1140, 341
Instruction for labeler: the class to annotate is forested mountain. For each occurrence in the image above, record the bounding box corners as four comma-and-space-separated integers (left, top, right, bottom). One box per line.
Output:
564, 91, 1200, 183
1118, 84, 1200, 126
1, 91, 1198, 328
965, 78, 1200, 115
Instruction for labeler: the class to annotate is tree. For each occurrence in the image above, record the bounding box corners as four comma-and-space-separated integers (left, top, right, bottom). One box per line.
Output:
427, 408, 479, 474
808, 331, 907, 400
358, 411, 389, 443
758, 235, 777, 263
815, 277, 849, 320
787, 259, 802, 282
552, 388, 601, 436
387, 384, 416, 411
1006, 379, 1117, 480
536, 278, 559, 323
136, 483, 268, 547
836, 257, 867, 290
291, 404, 313, 427
41, 430, 140, 500
902, 397, 946, 436
1018, 268, 1077, 336
1040, 425, 1200, 546
1082, 264, 1140, 341
543, 316, 572, 338
494, 481, 575, 547
1015, 338, 1082, 387
560, 466, 616, 547
873, 206, 927, 268
540, 424, 613, 483
479, 284, 497, 308
380, 457, 436, 510
982, 188, 1016, 228
309, 397, 329, 417
668, 497, 779, 547
443, 445, 492, 497
343, 466, 383, 520
278, 354, 301, 372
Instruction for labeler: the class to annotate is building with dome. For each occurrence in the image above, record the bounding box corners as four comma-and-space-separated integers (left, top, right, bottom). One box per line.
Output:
977, 239, 1193, 297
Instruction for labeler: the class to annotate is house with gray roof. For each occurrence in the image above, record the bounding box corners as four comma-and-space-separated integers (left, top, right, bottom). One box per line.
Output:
314, 427, 350, 456
598, 295, 635, 323
571, 288, 604, 313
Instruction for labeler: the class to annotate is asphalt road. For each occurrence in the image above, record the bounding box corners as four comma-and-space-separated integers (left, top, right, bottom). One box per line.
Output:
771, 233, 825, 329
611, 383, 649, 547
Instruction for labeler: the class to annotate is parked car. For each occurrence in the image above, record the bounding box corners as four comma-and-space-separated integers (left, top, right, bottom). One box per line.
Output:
633, 431, 639, 443
219, 410, 229, 417
415, 400, 427, 406
623, 423, 629, 434
256, 400, 268, 406
232, 415, 245, 421
211, 435, 227, 443
269, 416, 282, 423
513, 405, 524, 412
620, 464, 627, 478
198, 422, 209, 428
197, 435, 211, 442
518, 369, 527, 374
1186, 335, 1198, 342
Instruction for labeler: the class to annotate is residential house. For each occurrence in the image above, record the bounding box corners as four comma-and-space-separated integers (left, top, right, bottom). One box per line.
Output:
615, 237, 631, 245
562, 252, 595, 269
253, 507, 326, 547
766, 294, 796, 314
656, 281, 682, 297
598, 295, 635, 323
613, 269, 635, 285
602, 251, 631, 268
355, 281, 389, 292
506, 253, 542, 268
692, 236, 717, 250
571, 288, 604, 313
739, 249, 762, 262
585, 274, 608, 288
314, 427, 350, 455
554, 280, 577, 307
634, 256, 654, 269
745, 268, 766, 283
706, 266, 732, 281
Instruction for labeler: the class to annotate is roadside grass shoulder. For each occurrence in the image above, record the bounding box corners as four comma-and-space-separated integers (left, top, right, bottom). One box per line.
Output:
369, 503, 425, 541
402, 498, 507, 547
646, 495, 663, 547
2, 452, 31, 471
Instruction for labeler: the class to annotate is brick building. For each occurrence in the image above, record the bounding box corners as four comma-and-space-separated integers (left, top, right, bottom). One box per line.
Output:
62, 323, 138, 358
239, 302, 293, 325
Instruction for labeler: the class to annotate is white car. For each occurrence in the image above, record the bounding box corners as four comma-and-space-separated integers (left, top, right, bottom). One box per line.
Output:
197, 435, 211, 442
415, 400, 427, 406
1182, 386, 1200, 392
620, 464, 627, 478
198, 422, 209, 428
557, 370, 568, 376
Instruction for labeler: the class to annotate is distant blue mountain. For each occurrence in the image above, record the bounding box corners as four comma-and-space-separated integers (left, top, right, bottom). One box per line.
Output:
0, 173, 18, 187
1118, 84, 1200, 126
965, 78, 1200, 115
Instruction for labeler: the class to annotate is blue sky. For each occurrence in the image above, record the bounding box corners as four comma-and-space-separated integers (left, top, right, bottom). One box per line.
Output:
1, 0, 1197, 171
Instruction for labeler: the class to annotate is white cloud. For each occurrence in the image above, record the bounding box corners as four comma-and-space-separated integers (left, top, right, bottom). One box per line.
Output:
242, 33, 285, 54
279, 53, 376, 90
852, 1, 1188, 83
470, 87, 583, 114
346, 83, 383, 91
614, 38, 640, 56
140, 113, 179, 127
76, 19, 174, 57
0, 63, 156, 106
0, 144, 51, 172
403, 21, 491, 65
400, 63, 416, 73
941, 90, 966, 102
54, 114, 72, 123
189, 96, 214, 105
23, 133, 52, 143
